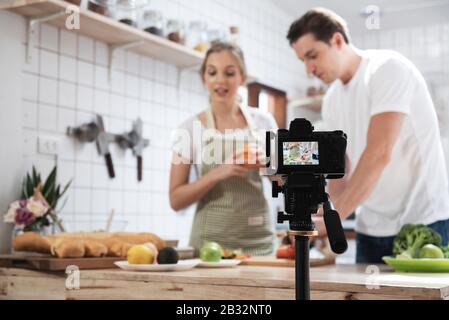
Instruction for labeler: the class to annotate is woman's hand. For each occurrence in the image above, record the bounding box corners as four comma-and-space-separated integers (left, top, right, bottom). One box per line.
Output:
234, 145, 266, 169
207, 149, 254, 182
208, 164, 249, 182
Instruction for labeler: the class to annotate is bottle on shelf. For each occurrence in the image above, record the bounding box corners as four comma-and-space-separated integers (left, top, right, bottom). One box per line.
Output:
186, 20, 208, 52
140, 9, 164, 36
207, 26, 227, 46
166, 19, 186, 45
64, 0, 82, 5
87, 0, 116, 17
228, 26, 240, 45
114, 0, 147, 27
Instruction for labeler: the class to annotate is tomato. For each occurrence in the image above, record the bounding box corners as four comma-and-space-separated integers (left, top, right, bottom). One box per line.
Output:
276, 245, 295, 259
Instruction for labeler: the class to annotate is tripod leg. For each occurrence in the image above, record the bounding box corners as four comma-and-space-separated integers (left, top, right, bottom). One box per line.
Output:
295, 235, 310, 300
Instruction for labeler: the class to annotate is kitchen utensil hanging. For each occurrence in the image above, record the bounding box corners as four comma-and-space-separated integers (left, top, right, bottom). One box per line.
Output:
67, 115, 150, 181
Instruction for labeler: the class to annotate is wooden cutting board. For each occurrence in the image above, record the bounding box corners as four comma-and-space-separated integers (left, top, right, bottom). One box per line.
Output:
0, 246, 194, 272
240, 256, 335, 268
0, 254, 122, 271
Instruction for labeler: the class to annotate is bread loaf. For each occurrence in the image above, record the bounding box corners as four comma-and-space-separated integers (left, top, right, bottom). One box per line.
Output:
112, 232, 165, 250
84, 240, 108, 257
12, 231, 165, 258
51, 239, 85, 258
12, 232, 53, 254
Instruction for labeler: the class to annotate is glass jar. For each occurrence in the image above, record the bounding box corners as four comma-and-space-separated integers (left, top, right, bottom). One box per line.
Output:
186, 21, 208, 52
10, 225, 52, 254
115, 0, 147, 27
141, 9, 164, 36
228, 26, 240, 45
166, 19, 186, 45
64, 0, 82, 5
87, 0, 116, 17
10, 226, 24, 254
207, 26, 227, 45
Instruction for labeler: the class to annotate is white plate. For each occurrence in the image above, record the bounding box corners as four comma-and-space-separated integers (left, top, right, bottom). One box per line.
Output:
114, 259, 200, 272
196, 259, 242, 268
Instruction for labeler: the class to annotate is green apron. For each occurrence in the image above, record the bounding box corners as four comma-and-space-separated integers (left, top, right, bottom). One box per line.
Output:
189, 105, 275, 256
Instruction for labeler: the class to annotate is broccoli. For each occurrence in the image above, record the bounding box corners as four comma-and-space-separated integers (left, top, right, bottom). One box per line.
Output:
392, 224, 442, 258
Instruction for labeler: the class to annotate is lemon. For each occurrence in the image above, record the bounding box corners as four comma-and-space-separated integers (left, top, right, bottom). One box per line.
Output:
127, 245, 154, 264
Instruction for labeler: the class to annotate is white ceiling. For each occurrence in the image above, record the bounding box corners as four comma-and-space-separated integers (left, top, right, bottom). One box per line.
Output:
272, 0, 449, 33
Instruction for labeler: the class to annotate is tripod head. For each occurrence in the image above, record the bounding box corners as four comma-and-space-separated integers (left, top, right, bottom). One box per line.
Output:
273, 173, 347, 254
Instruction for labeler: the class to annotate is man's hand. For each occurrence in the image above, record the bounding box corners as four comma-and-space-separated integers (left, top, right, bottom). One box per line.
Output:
313, 216, 327, 237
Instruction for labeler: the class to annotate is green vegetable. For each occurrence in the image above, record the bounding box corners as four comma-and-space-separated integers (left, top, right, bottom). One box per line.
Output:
393, 224, 442, 259
440, 244, 449, 259
396, 251, 413, 260
418, 244, 445, 259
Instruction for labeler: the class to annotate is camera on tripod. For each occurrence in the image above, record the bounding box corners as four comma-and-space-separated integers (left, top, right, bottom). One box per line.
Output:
261, 118, 348, 300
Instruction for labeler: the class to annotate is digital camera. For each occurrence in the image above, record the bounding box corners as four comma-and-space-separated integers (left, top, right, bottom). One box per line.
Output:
262, 118, 347, 178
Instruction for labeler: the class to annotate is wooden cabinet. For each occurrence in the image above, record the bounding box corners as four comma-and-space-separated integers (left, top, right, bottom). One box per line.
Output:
247, 82, 287, 129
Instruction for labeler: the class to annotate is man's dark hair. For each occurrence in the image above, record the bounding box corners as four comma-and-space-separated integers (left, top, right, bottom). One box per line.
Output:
287, 8, 351, 45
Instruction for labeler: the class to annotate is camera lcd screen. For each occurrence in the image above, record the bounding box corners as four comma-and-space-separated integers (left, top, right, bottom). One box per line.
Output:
283, 142, 319, 166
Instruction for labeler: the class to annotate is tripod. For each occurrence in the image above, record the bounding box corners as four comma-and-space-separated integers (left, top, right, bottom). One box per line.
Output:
273, 173, 348, 300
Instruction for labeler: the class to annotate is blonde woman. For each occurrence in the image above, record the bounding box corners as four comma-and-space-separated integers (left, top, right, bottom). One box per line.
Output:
170, 41, 278, 256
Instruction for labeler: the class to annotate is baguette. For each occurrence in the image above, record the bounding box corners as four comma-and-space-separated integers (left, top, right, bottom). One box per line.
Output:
51, 239, 85, 258
108, 241, 134, 257
84, 240, 108, 257
12, 231, 165, 258
112, 232, 165, 250
12, 232, 53, 254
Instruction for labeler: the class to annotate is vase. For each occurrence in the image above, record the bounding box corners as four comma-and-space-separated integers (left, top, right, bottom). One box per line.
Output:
10, 226, 25, 254
10, 225, 50, 254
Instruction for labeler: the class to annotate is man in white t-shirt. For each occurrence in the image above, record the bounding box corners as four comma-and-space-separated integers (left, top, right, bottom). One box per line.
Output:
287, 8, 449, 263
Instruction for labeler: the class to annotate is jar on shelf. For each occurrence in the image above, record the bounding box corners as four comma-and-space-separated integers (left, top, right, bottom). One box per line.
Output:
114, 0, 147, 27
166, 19, 186, 45
87, 0, 116, 17
228, 26, 240, 45
140, 9, 164, 36
207, 26, 227, 45
64, 0, 82, 5
186, 21, 208, 52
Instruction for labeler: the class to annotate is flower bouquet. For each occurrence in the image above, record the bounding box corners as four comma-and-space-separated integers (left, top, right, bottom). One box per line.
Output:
3, 166, 72, 233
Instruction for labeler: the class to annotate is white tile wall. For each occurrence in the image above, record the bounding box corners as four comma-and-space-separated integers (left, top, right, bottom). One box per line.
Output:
10, 0, 305, 246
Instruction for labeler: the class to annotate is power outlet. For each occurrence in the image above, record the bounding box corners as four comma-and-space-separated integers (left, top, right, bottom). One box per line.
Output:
38, 136, 60, 155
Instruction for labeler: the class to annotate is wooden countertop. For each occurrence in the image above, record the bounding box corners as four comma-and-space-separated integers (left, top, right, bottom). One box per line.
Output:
2, 264, 449, 300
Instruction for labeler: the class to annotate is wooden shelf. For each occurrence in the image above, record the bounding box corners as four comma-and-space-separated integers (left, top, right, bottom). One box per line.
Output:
289, 95, 323, 112
0, 0, 204, 68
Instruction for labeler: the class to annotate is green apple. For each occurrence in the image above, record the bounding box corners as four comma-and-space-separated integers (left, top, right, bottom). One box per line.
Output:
200, 242, 223, 262
419, 244, 444, 259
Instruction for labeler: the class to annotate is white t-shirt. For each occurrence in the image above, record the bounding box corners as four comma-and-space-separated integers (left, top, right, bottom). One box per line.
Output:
172, 105, 278, 177
322, 48, 449, 237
